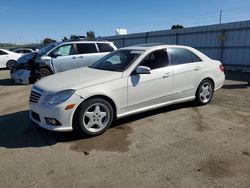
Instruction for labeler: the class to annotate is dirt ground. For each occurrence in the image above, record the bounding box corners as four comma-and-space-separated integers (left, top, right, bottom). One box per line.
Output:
0, 69, 249, 188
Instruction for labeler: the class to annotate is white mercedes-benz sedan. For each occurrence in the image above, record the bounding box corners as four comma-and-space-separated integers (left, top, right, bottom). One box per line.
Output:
29, 44, 225, 136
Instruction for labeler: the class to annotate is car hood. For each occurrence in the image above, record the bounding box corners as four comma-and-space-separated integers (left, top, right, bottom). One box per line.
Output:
17, 52, 36, 64
35, 67, 123, 93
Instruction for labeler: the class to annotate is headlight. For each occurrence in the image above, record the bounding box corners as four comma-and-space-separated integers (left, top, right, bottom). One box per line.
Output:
42, 89, 75, 105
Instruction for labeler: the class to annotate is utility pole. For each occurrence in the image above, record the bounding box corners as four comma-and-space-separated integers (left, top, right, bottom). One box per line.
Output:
219, 10, 222, 24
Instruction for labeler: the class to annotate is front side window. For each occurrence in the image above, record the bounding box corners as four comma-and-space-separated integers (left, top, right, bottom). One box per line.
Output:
97, 43, 114, 52
77, 43, 98, 54
169, 48, 202, 65
90, 50, 143, 72
53, 44, 74, 56
0, 50, 8, 55
140, 49, 169, 70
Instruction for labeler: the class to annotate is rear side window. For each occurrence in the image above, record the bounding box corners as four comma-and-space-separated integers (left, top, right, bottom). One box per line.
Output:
0, 50, 8, 55
97, 43, 114, 52
191, 52, 202, 62
15, 50, 23, 53
169, 48, 201, 65
23, 50, 32, 53
77, 43, 98, 54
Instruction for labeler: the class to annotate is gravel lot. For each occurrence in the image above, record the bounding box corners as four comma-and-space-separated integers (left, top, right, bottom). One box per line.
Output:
0, 69, 250, 188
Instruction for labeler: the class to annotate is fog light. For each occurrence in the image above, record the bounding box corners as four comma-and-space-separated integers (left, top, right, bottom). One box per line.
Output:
45, 117, 62, 126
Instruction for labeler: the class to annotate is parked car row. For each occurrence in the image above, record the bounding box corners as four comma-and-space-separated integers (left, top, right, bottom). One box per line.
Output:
0, 47, 40, 70
0, 49, 22, 69
29, 44, 225, 136
10, 40, 117, 84
12, 48, 38, 54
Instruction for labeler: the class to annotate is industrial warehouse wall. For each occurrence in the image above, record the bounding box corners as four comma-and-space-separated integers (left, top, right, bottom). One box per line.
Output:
104, 20, 250, 71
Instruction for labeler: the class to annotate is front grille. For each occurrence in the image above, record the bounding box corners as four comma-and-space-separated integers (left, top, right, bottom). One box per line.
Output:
31, 111, 40, 122
30, 87, 43, 103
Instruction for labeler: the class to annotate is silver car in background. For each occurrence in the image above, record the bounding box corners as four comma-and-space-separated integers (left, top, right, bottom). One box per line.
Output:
10, 40, 117, 84
36, 40, 117, 77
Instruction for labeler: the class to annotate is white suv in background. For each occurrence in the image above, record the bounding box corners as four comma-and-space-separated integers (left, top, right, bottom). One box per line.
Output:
0, 49, 22, 69
36, 40, 117, 78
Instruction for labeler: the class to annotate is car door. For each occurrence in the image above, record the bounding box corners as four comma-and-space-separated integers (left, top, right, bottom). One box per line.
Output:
128, 49, 173, 111
76, 43, 103, 68
50, 44, 78, 72
0, 50, 9, 68
168, 48, 204, 100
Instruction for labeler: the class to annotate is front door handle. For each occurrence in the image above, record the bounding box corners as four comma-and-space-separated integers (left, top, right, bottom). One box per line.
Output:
194, 66, 200, 71
78, 56, 84, 59
72, 56, 76, 59
162, 72, 171, 78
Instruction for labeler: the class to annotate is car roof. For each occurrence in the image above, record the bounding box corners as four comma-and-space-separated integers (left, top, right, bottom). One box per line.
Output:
121, 43, 211, 61
62, 40, 113, 44
0, 48, 11, 52
121, 43, 194, 51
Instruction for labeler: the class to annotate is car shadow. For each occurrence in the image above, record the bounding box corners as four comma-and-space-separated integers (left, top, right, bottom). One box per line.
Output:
0, 78, 17, 86
0, 110, 80, 148
0, 102, 195, 149
223, 83, 249, 89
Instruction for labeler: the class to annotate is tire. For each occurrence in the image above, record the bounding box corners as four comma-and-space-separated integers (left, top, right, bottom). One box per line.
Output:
73, 98, 114, 136
38, 67, 52, 79
195, 79, 214, 105
6, 60, 16, 69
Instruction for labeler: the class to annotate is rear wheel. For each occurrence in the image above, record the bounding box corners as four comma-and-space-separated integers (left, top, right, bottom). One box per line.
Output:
74, 98, 114, 136
6, 60, 16, 69
195, 79, 214, 105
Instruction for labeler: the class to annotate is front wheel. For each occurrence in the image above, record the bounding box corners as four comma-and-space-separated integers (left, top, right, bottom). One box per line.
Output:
6, 60, 16, 69
38, 67, 52, 80
74, 98, 114, 136
195, 79, 214, 105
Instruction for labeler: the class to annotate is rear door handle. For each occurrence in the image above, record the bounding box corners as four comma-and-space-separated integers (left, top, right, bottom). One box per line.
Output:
78, 56, 84, 59
162, 72, 171, 78
194, 66, 200, 71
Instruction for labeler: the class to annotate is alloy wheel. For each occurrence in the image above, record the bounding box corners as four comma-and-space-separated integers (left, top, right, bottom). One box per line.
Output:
199, 82, 212, 103
82, 103, 110, 133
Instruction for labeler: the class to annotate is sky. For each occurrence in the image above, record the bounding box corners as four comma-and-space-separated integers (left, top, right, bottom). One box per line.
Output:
0, 0, 250, 44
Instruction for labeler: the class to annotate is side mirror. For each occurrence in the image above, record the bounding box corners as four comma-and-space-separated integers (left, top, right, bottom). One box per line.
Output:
53, 51, 62, 57
136, 66, 151, 74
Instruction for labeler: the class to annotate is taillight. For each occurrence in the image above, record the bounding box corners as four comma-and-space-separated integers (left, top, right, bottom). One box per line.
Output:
219, 64, 224, 72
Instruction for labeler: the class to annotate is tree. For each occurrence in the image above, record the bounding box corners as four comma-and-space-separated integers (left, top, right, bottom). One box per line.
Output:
43, 38, 56, 44
70, 35, 77, 40
171, 25, 184, 30
62, 36, 68, 41
86, 31, 95, 39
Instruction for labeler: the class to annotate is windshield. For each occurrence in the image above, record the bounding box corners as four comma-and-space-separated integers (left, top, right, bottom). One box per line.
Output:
90, 50, 144, 72
38, 42, 60, 56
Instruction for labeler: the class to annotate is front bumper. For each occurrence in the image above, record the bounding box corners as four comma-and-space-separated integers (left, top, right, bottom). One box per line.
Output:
11, 69, 31, 85
29, 94, 82, 132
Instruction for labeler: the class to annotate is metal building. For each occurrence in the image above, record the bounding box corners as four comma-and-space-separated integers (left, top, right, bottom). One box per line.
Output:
104, 20, 250, 71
